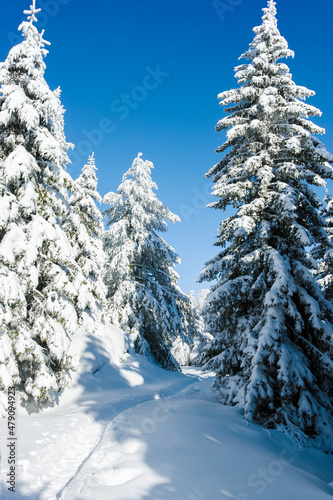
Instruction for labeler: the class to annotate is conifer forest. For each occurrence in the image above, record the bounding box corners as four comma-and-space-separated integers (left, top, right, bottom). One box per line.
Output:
0, 1, 332, 499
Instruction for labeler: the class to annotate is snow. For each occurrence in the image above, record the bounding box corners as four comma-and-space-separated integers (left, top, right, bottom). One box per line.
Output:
0, 320, 332, 500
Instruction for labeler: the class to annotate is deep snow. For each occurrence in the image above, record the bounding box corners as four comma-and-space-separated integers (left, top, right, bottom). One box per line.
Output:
0, 317, 332, 500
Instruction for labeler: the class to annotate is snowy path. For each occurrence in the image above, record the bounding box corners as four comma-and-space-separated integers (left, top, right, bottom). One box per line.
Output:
58, 374, 202, 500
1, 347, 333, 500
57, 370, 333, 500
0, 351, 203, 500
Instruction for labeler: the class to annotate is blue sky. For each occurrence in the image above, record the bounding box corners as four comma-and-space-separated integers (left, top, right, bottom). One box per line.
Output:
1, 0, 333, 294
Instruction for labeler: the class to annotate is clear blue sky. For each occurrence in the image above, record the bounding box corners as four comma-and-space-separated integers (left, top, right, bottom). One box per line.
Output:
1, 0, 333, 294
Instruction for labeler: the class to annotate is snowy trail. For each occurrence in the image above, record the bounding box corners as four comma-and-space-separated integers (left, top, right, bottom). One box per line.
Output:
56, 370, 333, 500
1, 347, 332, 500
0, 354, 202, 500
57, 373, 202, 500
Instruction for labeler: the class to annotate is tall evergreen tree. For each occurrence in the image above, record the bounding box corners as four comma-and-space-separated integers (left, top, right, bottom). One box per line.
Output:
313, 193, 333, 305
0, 1, 81, 412
199, 0, 333, 451
103, 153, 193, 370
188, 290, 213, 365
69, 153, 106, 320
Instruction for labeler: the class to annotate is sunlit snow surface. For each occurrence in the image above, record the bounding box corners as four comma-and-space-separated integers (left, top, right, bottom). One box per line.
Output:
0, 316, 332, 500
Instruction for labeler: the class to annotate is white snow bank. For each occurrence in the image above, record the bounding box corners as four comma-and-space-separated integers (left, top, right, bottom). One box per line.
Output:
0, 321, 332, 500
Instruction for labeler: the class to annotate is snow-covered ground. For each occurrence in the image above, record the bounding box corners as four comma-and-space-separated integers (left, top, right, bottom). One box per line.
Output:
1, 319, 333, 500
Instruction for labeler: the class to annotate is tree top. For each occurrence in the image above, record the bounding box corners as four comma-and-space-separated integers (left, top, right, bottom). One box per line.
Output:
87, 152, 95, 166
20, 0, 50, 49
262, 0, 278, 27
23, 0, 41, 26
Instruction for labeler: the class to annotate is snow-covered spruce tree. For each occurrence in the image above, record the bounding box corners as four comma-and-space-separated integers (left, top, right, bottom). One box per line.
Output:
312, 193, 333, 305
0, 1, 81, 412
187, 290, 213, 365
103, 153, 193, 370
68, 153, 106, 321
199, 0, 333, 451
